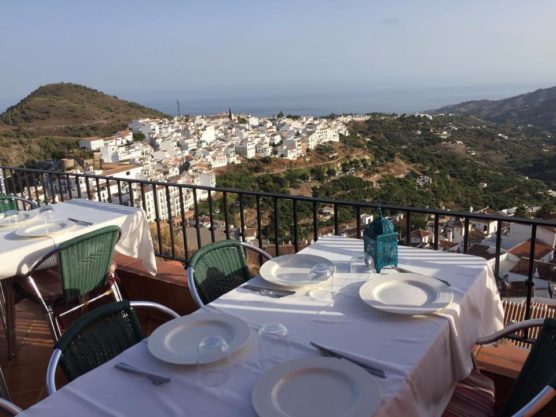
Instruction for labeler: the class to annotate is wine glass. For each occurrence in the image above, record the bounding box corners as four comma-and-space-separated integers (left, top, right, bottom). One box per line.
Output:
308, 263, 335, 302
196, 336, 231, 387
258, 323, 289, 371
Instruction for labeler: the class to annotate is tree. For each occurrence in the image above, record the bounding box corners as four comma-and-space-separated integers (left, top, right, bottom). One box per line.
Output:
133, 132, 146, 142
514, 205, 528, 218
277, 111, 284, 118
537, 202, 554, 218
326, 168, 336, 177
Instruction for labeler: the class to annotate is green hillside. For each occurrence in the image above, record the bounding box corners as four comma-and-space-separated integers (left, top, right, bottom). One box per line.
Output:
0, 82, 169, 165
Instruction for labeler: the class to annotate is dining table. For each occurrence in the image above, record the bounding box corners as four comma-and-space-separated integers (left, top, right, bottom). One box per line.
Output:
0, 199, 157, 357
16, 235, 504, 417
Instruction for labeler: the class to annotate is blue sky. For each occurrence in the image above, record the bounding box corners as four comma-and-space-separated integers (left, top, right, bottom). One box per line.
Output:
1, 0, 555, 114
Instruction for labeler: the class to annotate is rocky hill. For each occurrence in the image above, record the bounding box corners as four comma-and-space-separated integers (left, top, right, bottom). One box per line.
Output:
0, 82, 169, 165
432, 86, 556, 132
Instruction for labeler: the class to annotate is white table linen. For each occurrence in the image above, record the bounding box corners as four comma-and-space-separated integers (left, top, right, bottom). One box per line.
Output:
0, 199, 157, 278
18, 236, 504, 417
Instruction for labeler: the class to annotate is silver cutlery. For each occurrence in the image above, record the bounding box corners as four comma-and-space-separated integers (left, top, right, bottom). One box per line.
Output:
242, 284, 295, 298
114, 362, 171, 385
310, 342, 387, 379
67, 217, 93, 226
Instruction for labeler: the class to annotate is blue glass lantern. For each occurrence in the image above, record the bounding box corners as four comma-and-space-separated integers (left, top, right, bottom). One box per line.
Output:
363, 211, 398, 272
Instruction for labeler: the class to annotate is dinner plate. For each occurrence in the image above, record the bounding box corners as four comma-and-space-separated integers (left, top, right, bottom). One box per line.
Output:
147, 312, 251, 365
0, 209, 40, 227
252, 357, 381, 417
359, 273, 453, 315
259, 254, 336, 288
15, 220, 75, 237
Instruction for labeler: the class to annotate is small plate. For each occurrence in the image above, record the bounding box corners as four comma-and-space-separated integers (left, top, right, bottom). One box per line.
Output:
0, 210, 40, 227
252, 357, 381, 417
147, 312, 251, 365
15, 220, 75, 237
359, 273, 453, 315
259, 254, 336, 288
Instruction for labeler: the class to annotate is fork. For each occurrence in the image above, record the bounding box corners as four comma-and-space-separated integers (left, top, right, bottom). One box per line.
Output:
114, 362, 171, 385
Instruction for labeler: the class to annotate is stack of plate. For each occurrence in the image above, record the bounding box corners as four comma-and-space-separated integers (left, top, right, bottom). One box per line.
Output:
358, 272, 453, 315
259, 254, 335, 288
147, 312, 251, 364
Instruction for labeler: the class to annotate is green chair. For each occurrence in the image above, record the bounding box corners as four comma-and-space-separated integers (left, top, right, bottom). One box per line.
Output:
46, 300, 179, 395
15, 225, 123, 341
187, 240, 272, 306
0, 194, 38, 213
443, 318, 556, 417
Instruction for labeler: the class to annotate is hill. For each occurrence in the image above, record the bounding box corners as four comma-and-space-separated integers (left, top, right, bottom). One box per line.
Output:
432, 86, 556, 132
0, 82, 169, 165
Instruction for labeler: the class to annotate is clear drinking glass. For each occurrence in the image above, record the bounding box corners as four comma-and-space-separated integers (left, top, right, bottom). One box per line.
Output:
258, 323, 289, 371
308, 263, 335, 302
196, 336, 231, 387
350, 252, 374, 275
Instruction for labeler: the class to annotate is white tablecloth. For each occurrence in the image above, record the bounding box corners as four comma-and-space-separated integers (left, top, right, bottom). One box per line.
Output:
0, 199, 157, 278
18, 236, 504, 417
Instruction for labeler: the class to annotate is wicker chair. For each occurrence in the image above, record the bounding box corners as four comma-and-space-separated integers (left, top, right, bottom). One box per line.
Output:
0, 194, 38, 213
187, 240, 273, 307
14, 225, 123, 341
443, 318, 556, 417
46, 300, 179, 395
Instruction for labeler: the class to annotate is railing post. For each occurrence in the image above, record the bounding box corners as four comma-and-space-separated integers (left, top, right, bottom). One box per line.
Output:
334, 203, 339, 235
433, 214, 440, 250
208, 190, 215, 243
223, 192, 230, 240
463, 217, 470, 254
274, 197, 279, 256
292, 199, 299, 252
356, 206, 361, 239
405, 211, 411, 246
165, 185, 175, 259
494, 220, 502, 282
524, 225, 537, 340
312, 200, 318, 242
239, 193, 245, 243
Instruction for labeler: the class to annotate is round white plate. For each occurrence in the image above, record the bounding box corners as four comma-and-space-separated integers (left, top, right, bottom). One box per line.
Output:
15, 220, 75, 237
252, 357, 381, 417
259, 254, 336, 288
0, 209, 40, 227
147, 312, 251, 365
359, 273, 453, 315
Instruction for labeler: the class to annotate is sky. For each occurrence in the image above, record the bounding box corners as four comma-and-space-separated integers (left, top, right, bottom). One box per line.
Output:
1, 0, 555, 114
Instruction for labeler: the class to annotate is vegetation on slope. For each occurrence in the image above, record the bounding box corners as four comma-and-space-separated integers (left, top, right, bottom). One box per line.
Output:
0, 82, 169, 166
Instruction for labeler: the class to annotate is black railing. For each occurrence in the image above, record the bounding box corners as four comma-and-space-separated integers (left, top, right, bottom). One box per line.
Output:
2, 165, 555, 336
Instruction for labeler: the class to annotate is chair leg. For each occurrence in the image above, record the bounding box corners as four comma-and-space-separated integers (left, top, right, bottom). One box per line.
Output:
111, 282, 123, 302
1, 278, 17, 359
44, 308, 60, 342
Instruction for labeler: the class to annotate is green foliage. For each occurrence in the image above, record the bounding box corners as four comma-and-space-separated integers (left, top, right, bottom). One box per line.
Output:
133, 132, 146, 142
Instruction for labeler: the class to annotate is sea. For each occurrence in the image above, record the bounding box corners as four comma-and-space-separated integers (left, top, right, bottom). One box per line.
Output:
135, 83, 545, 117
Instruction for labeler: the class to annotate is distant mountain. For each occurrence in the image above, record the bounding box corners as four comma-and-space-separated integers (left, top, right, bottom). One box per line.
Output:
0, 82, 170, 165
432, 86, 556, 132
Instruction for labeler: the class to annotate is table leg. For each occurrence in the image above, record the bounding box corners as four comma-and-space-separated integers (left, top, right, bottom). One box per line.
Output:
1, 278, 17, 359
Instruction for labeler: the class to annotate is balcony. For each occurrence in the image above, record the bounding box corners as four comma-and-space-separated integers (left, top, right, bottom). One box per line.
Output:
0, 165, 555, 413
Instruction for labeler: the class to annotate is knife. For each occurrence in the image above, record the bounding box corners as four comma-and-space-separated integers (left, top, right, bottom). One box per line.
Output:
67, 217, 94, 226
310, 342, 387, 379
242, 284, 296, 297
115, 362, 171, 385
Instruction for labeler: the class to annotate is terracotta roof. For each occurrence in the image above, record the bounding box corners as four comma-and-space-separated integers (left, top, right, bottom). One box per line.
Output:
411, 229, 432, 238
510, 258, 556, 281
468, 244, 501, 260
439, 240, 459, 250
508, 239, 554, 260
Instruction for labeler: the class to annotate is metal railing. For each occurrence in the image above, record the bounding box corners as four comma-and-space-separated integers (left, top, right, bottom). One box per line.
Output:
1, 165, 555, 342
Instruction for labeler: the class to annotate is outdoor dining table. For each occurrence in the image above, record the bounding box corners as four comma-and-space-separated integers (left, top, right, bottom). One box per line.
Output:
0, 199, 157, 357
17, 236, 504, 417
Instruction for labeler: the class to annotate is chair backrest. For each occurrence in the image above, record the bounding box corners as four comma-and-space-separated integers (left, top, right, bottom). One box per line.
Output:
190, 240, 250, 305
55, 300, 143, 382
56, 225, 120, 303
500, 318, 556, 416
0, 195, 16, 213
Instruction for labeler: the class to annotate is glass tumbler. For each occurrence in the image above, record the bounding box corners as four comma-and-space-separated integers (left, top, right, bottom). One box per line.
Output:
258, 323, 290, 371
196, 336, 231, 387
